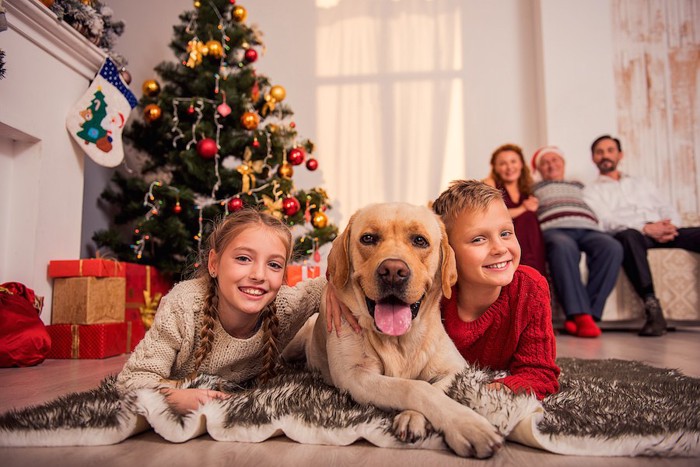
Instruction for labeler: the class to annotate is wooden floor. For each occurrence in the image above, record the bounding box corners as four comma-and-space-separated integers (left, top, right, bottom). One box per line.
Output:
1, 327, 699, 467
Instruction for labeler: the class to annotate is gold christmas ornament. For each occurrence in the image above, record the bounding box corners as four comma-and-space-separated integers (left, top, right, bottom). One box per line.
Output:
267, 123, 279, 134
232, 5, 248, 22
240, 111, 260, 130
269, 85, 286, 102
312, 211, 329, 229
142, 79, 160, 97
194, 1, 201, 8
277, 162, 294, 179
204, 40, 224, 59
144, 104, 162, 122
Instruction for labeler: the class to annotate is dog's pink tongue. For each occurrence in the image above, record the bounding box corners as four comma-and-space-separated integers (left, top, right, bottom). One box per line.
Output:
374, 302, 412, 336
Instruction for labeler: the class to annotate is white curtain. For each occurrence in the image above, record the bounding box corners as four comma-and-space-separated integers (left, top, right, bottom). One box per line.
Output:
314, 0, 466, 225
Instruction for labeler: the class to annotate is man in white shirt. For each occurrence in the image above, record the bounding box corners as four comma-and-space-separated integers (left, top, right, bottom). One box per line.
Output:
583, 135, 700, 337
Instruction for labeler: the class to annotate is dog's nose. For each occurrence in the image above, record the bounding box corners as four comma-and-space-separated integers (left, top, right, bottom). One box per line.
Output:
377, 259, 410, 286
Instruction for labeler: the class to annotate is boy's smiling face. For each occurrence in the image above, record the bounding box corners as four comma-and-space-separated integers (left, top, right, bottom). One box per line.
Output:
446, 200, 521, 290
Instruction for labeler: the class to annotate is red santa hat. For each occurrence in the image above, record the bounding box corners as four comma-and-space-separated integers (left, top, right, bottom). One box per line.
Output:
531, 145, 565, 173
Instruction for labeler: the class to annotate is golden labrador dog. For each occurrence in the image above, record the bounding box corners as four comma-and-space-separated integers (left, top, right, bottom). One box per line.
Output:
286, 203, 503, 458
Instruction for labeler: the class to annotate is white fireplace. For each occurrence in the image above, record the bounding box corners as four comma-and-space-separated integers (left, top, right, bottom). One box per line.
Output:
0, 0, 106, 323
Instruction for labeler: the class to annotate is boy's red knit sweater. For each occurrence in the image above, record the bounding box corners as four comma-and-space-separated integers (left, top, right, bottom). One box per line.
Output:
441, 265, 560, 400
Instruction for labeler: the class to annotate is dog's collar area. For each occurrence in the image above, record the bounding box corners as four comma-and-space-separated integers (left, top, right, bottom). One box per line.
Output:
365, 295, 424, 319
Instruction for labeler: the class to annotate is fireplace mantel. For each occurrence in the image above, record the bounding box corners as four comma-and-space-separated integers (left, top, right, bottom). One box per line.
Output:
0, 0, 107, 323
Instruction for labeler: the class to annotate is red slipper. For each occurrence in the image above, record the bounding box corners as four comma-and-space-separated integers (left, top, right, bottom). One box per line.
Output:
564, 319, 578, 336
574, 313, 601, 338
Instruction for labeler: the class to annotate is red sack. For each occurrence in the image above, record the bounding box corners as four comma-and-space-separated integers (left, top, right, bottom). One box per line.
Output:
0, 282, 51, 367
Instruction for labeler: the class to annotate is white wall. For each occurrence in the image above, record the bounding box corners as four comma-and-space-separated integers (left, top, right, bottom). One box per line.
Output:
536, 0, 618, 182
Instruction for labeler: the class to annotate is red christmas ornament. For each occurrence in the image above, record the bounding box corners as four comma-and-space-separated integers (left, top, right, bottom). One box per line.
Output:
244, 49, 258, 63
252, 137, 260, 148
173, 201, 182, 214
282, 196, 301, 216
305, 158, 318, 171
227, 197, 244, 212
196, 138, 218, 159
187, 105, 195, 115
287, 147, 305, 166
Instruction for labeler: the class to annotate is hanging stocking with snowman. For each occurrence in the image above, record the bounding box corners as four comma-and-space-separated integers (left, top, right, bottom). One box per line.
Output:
66, 57, 137, 167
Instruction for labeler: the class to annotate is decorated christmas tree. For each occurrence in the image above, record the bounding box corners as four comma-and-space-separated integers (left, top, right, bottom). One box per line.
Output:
94, 0, 338, 278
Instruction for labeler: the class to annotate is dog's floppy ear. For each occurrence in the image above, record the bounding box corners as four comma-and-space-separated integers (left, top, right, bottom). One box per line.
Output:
327, 214, 354, 289
438, 218, 457, 299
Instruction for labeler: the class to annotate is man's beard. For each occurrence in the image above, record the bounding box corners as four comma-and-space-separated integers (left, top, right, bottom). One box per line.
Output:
597, 158, 616, 174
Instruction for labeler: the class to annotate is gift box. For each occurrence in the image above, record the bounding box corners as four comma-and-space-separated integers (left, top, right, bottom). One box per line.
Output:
48, 259, 125, 278
125, 308, 147, 352
125, 263, 172, 331
46, 322, 128, 359
52, 277, 126, 324
285, 264, 321, 287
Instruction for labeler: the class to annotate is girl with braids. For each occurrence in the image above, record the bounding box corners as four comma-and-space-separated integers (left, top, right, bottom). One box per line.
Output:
117, 209, 340, 414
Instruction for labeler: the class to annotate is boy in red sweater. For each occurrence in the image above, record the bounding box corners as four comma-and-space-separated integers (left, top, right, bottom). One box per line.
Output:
432, 180, 560, 400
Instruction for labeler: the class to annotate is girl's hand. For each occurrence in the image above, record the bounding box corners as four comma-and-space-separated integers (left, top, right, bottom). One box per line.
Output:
325, 281, 361, 336
522, 196, 539, 212
160, 388, 230, 414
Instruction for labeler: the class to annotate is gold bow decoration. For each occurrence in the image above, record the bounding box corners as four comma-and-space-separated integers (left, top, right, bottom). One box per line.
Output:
186, 38, 205, 68
236, 147, 264, 193
262, 194, 283, 219
139, 290, 163, 330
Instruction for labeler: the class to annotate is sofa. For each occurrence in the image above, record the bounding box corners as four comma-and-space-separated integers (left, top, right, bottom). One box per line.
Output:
551, 248, 700, 328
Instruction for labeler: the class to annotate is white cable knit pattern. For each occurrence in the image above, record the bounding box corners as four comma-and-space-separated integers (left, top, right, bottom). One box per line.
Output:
117, 276, 325, 390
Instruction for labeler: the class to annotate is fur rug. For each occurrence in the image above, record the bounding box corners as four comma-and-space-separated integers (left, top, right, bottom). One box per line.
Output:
1, 358, 699, 457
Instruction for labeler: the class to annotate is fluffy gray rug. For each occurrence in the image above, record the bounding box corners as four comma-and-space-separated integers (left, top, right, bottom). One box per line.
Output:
0, 358, 698, 458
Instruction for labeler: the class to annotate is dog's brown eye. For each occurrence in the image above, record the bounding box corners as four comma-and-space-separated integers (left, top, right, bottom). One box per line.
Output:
412, 235, 429, 248
360, 234, 378, 245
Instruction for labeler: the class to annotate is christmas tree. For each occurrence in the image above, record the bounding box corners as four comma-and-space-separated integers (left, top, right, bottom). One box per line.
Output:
94, 0, 338, 278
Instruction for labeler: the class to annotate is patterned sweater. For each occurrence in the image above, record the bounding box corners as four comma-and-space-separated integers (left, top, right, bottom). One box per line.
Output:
441, 266, 560, 400
117, 276, 325, 390
533, 180, 599, 231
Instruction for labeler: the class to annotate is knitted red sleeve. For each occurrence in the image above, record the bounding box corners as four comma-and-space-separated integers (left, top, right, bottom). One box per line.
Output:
494, 271, 560, 400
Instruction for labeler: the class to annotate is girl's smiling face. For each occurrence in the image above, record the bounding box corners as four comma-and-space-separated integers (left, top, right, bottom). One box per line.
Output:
447, 200, 521, 290
209, 225, 287, 320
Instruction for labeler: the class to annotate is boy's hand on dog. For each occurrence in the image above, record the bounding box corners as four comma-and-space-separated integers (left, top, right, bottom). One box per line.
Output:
325, 281, 361, 336
160, 388, 230, 414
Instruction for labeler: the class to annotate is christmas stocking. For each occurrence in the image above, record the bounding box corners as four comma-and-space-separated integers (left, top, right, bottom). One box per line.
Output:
66, 57, 137, 167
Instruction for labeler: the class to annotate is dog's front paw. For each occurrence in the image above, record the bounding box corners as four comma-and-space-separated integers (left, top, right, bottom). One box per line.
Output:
444, 416, 504, 458
392, 410, 433, 443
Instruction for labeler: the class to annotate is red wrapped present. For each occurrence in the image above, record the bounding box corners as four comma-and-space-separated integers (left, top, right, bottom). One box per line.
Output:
285, 264, 321, 287
125, 308, 147, 352
125, 263, 173, 331
46, 322, 128, 359
48, 259, 125, 278
51, 277, 126, 324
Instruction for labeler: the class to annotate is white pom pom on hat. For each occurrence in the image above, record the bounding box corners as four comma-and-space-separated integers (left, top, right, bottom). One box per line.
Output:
531, 145, 565, 173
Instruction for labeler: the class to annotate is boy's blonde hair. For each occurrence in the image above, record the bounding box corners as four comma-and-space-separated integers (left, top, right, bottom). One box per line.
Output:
192, 208, 292, 385
432, 180, 504, 231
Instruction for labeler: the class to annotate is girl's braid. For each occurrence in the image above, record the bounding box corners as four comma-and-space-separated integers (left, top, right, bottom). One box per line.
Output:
189, 275, 219, 379
256, 302, 281, 385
